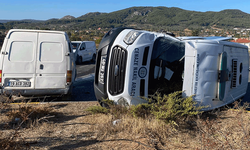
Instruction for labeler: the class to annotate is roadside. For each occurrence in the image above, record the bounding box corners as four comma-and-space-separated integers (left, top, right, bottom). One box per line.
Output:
1, 100, 250, 149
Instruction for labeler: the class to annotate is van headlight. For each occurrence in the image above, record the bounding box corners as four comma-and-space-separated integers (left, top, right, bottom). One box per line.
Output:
123, 30, 142, 45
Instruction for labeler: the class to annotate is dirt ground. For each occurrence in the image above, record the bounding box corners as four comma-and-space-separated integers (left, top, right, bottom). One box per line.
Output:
1, 101, 250, 150
0, 102, 157, 150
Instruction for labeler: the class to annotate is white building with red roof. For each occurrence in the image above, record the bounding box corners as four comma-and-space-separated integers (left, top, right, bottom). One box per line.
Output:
232, 38, 250, 51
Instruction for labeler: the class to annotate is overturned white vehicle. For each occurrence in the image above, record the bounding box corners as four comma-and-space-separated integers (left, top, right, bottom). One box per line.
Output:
94, 28, 249, 110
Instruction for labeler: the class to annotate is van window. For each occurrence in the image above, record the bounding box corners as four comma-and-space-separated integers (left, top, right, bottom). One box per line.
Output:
39, 42, 63, 62
9, 41, 34, 62
148, 37, 185, 95
80, 43, 86, 50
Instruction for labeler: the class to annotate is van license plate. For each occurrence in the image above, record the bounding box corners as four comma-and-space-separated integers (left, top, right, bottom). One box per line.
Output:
8, 81, 31, 87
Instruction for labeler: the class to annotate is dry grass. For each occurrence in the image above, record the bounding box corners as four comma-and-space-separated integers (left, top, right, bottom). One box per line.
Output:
84, 114, 176, 149
1, 96, 250, 149
83, 100, 250, 149
195, 103, 250, 150
7, 103, 55, 128
0, 97, 57, 149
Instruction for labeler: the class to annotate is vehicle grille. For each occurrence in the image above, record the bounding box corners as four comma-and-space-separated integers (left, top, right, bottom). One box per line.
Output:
108, 46, 127, 95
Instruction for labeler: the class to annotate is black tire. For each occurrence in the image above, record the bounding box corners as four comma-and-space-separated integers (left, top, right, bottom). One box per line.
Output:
77, 56, 82, 64
61, 94, 72, 101
91, 54, 96, 62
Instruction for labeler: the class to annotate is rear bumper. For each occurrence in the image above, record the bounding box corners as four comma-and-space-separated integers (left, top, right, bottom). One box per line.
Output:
0, 87, 69, 96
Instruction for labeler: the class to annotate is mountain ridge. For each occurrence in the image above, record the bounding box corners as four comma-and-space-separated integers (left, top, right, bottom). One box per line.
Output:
1, 6, 250, 31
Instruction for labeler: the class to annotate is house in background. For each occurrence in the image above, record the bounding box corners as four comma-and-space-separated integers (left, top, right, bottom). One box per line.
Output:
232, 38, 250, 51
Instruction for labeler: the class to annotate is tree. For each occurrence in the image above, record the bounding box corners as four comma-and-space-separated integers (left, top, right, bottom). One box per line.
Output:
70, 35, 81, 41
192, 29, 200, 36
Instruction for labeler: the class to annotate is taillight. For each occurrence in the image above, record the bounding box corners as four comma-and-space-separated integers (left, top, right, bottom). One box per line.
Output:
67, 70, 72, 83
0, 70, 2, 83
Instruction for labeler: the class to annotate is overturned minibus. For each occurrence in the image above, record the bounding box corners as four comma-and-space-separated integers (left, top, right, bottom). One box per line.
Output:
94, 28, 249, 111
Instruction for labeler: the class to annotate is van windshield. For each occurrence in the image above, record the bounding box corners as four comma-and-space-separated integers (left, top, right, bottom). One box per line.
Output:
148, 36, 185, 96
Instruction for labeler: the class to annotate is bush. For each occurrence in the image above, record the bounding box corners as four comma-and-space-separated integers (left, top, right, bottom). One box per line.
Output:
92, 91, 205, 126
85, 105, 109, 114
101, 98, 115, 107
86, 99, 128, 118
130, 103, 152, 118
148, 91, 205, 124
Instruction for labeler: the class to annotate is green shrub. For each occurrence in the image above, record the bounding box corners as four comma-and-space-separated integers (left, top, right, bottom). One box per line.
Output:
109, 104, 128, 119
89, 91, 206, 126
130, 103, 152, 118
85, 105, 109, 114
129, 91, 205, 125
101, 98, 115, 106
148, 91, 205, 124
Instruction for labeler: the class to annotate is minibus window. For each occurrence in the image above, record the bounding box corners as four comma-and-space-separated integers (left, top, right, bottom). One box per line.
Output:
148, 37, 185, 95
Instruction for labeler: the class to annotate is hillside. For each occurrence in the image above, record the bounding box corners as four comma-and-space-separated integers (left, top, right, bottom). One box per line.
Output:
1, 7, 250, 31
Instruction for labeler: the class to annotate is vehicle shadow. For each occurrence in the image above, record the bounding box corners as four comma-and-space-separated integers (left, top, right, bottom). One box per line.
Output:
241, 82, 250, 110
76, 60, 95, 66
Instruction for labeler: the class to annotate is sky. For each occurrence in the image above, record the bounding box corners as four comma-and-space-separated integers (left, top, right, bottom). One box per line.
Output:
1, 0, 250, 20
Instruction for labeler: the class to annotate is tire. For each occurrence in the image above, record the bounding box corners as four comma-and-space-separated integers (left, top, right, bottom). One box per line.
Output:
61, 94, 72, 101
91, 54, 96, 62
77, 56, 82, 64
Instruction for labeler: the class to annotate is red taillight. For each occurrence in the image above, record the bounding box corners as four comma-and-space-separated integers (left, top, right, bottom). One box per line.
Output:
66, 70, 72, 83
0, 70, 2, 83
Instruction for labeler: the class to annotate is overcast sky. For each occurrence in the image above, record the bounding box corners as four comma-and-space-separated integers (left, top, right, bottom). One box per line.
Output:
1, 0, 250, 20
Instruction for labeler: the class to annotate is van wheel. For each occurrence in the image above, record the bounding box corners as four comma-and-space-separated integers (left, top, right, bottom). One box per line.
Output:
61, 94, 72, 101
91, 54, 96, 62
77, 56, 82, 64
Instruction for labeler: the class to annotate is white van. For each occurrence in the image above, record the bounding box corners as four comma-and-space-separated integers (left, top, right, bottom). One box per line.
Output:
0, 29, 76, 98
71, 41, 96, 64
94, 28, 249, 111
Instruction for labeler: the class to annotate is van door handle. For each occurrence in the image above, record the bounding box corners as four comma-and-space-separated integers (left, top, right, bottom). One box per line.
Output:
40, 64, 44, 70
